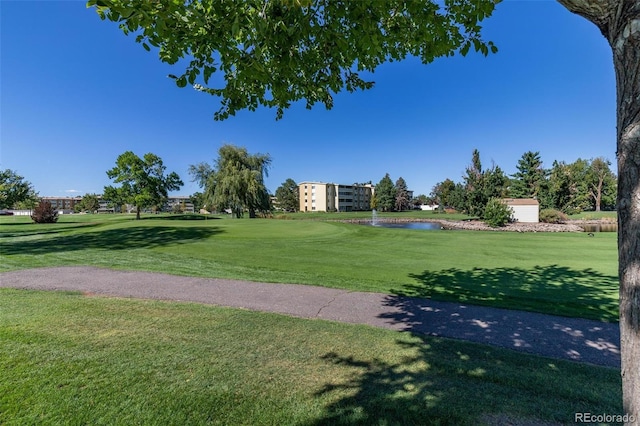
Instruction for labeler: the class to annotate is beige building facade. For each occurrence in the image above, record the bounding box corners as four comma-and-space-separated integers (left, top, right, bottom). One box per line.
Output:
299, 182, 374, 212
503, 198, 539, 223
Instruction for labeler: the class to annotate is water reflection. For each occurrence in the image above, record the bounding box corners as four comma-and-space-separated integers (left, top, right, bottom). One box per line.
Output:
370, 222, 442, 230
581, 223, 618, 233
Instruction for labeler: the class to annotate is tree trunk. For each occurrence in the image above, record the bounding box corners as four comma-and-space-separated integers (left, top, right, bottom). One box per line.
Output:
592, 178, 604, 212
557, 1, 640, 423
615, 20, 640, 424
136, 206, 141, 220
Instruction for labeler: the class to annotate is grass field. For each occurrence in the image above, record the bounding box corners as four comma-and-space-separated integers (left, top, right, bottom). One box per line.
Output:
0, 212, 618, 322
0, 289, 622, 425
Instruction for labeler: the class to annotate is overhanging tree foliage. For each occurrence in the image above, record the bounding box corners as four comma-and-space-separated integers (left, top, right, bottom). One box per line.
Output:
190, 144, 271, 218
105, 151, 183, 220
90, 0, 640, 420
87, 0, 498, 121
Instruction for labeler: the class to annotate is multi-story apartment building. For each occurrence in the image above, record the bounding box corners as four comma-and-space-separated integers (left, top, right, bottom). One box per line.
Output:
41, 196, 82, 212
38, 195, 194, 214
165, 196, 195, 213
299, 182, 374, 212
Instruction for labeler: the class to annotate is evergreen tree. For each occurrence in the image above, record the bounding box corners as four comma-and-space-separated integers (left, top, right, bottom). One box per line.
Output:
511, 151, 546, 199
462, 149, 485, 217
275, 178, 299, 212
374, 173, 395, 212
394, 177, 410, 211
483, 164, 509, 202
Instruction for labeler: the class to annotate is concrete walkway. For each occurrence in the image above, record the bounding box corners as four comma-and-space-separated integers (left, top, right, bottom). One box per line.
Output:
0, 266, 620, 368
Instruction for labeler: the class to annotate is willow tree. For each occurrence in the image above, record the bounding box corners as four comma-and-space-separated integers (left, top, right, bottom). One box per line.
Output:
89, 0, 640, 420
190, 144, 271, 218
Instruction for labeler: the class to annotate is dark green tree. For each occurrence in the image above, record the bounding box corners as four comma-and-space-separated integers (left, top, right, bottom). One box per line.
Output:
462, 149, 485, 217
394, 177, 410, 212
546, 161, 574, 214
275, 178, 299, 212
190, 144, 271, 218
0, 169, 35, 209
88, 0, 640, 415
430, 178, 456, 208
461, 151, 508, 218
569, 158, 592, 212
483, 164, 509, 203
510, 151, 547, 199
483, 198, 513, 228
373, 173, 395, 212
105, 151, 183, 220
75, 193, 100, 213
189, 192, 207, 212
449, 183, 468, 213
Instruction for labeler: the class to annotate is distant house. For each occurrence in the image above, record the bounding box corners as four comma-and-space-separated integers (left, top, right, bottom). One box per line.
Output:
419, 204, 439, 211
503, 198, 539, 223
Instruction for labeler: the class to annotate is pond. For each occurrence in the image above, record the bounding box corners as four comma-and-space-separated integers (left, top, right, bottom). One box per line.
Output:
368, 222, 442, 230
580, 223, 618, 233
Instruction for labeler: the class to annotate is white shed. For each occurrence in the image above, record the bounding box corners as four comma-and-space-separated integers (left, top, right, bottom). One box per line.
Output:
503, 198, 539, 223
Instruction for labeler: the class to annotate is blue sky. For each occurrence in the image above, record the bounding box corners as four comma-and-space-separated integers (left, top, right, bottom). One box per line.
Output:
2, 1, 616, 198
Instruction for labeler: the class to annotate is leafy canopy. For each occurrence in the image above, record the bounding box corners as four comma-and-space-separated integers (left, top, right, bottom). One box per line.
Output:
190, 144, 271, 218
0, 169, 36, 209
105, 151, 183, 219
87, 0, 499, 120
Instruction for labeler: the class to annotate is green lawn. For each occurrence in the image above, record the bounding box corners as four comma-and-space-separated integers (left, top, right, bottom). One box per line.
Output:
0, 289, 622, 426
0, 213, 618, 322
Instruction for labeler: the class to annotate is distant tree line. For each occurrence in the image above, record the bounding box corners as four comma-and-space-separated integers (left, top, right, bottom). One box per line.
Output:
5, 148, 615, 222
431, 150, 617, 218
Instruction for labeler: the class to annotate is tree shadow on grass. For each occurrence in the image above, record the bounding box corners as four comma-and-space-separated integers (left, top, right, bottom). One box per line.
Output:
0, 225, 222, 255
0, 222, 105, 238
143, 214, 220, 221
309, 335, 621, 425
372, 265, 621, 367
400, 265, 619, 323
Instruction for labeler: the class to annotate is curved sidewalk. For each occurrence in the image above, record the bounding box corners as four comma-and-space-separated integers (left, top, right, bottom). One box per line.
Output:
0, 266, 620, 368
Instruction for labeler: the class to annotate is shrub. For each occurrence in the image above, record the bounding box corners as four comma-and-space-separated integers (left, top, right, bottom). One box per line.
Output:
31, 200, 59, 223
483, 198, 513, 228
539, 208, 567, 224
